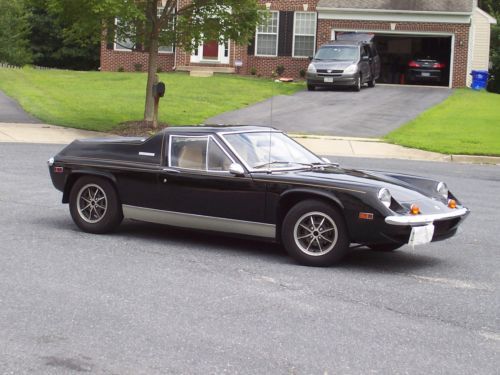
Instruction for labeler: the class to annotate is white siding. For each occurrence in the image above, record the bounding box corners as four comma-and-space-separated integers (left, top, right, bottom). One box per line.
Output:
468, 8, 494, 85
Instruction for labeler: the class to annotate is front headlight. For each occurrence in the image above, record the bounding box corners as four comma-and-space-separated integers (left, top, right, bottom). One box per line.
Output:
343, 64, 358, 74
378, 188, 392, 208
307, 63, 316, 73
437, 182, 449, 199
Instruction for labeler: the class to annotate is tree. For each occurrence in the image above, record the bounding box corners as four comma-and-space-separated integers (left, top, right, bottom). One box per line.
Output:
0, 0, 32, 66
48, 0, 264, 126
478, 0, 500, 93
27, 0, 100, 71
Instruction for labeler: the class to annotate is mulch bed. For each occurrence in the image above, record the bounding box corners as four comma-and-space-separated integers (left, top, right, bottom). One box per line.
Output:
111, 121, 170, 137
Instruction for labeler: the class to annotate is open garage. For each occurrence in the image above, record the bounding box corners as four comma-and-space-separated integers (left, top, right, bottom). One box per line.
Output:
372, 34, 452, 87
316, 0, 477, 88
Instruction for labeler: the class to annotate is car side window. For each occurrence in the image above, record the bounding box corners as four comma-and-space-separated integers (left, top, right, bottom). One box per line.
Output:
170, 136, 208, 170
207, 138, 233, 171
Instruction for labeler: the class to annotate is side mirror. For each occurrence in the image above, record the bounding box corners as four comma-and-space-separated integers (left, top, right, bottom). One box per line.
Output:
229, 163, 245, 176
308, 56, 313, 62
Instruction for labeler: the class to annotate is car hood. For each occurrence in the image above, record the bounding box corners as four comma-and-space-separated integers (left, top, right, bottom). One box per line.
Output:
261, 167, 443, 203
311, 61, 354, 70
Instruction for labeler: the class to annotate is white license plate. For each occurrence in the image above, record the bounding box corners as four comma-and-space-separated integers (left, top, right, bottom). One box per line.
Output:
324, 77, 334, 83
408, 224, 435, 247
421, 72, 431, 77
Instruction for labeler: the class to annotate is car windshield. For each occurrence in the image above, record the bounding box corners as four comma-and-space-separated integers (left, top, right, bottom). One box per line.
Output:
314, 46, 359, 61
223, 132, 323, 170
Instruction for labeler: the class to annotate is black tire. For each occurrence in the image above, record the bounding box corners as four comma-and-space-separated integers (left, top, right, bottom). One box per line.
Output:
353, 75, 361, 92
367, 243, 404, 252
69, 175, 123, 234
307, 84, 316, 91
368, 78, 376, 88
281, 200, 349, 267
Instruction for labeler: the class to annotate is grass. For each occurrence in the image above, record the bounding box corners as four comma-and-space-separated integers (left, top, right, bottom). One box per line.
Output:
0, 67, 304, 132
385, 89, 500, 156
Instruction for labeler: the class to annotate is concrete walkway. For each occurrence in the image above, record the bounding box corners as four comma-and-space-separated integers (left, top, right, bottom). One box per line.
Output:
1, 122, 499, 165
0, 90, 41, 123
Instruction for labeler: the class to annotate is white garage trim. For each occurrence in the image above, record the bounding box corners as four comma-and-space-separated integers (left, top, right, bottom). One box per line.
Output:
330, 29, 455, 88
318, 9, 472, 24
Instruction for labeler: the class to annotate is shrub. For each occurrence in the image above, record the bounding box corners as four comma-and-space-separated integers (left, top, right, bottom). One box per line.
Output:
299, 69, 306, 78
117, 66, 125, 72
250, 67, 257, 75
157, 66, 163, 73
134, 63, 143, 72
276, 65, 285, 76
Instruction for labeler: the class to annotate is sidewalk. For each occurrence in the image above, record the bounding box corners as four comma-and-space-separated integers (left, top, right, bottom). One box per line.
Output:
1, 122, 499, 165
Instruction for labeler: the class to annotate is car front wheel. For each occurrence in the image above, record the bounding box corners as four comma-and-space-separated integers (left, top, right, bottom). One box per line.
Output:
282, 200, 349, 266
353, 75, 362, 92
69, 176, 123, 234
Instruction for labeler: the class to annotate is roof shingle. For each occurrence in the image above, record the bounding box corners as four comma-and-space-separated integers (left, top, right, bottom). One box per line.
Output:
317, 0, 473, 13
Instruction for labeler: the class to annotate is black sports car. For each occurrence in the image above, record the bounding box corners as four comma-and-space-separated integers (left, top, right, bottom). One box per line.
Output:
48, 126, 469, 267
407, 57, 446, 84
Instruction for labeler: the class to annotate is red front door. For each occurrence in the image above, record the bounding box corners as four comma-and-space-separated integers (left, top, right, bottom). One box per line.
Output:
203, 40, 219, 59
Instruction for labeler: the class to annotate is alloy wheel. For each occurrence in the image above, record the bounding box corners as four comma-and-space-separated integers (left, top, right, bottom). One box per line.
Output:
76, 184, 108, 224
293, 211, 338, 256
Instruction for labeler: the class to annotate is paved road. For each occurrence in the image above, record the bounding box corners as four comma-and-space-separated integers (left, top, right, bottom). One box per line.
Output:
207, 85, 452, 137
1, 143, 499, 374
0, 90, 40, 123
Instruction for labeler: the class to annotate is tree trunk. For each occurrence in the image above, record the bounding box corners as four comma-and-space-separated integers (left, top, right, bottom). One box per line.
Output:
144, 36, 159, 124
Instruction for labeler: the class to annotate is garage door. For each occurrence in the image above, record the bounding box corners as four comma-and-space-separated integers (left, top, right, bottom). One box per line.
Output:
333, 31, 453, 88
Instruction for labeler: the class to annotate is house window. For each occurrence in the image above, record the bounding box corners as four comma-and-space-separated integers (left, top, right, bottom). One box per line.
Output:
293, 12, 316, 57
255, 11, 279, 56
157, 7, 174, 54
114, 18, 134, 51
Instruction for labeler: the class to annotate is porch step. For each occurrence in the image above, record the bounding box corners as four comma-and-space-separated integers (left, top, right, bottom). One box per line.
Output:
190, 70, 213, 77
177, 65, 235, 74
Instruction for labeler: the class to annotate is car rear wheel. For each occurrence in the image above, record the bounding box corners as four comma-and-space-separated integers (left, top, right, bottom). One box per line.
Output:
307, 84, 316, 91
367, 243, 403, 252
282, 200, 349, 266
69, 176, 123, 234
353, 75, 361, 92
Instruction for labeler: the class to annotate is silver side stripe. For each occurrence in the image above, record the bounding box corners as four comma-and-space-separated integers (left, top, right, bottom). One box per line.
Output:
139, 152, 155, 157
122, 205, 276, 238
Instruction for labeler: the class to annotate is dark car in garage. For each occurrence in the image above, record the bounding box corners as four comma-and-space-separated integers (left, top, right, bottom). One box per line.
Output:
407, 56, 447, 84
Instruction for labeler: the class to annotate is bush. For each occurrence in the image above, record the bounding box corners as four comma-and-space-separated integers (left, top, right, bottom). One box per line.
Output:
157, 66, 163, 73
134, 63, 143, 72
250, 67, 257, 75
117, 66, 124, 72
299, 69, 306, 78
276, 65, 285, 76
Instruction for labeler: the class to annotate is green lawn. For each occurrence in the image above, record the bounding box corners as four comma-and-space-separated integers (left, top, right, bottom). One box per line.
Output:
385, 89, 500, 156
0, 68, 304, 131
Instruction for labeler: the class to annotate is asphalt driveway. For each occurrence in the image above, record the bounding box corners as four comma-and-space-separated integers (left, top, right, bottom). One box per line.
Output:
0, 90, 40, 123
207, 85, 452, 138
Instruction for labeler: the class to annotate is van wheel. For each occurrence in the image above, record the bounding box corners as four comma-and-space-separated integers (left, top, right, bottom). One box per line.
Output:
353, 75, 362, 92
281, 200, 349, 267
368, 78, 376, 88
69, 176, 123, 234
307, 84, 316, 91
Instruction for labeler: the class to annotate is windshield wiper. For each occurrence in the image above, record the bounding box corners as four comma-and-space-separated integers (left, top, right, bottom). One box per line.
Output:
253, 161, 313, 169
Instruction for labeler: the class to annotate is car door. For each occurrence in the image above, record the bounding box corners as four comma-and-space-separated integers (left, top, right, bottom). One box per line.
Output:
359, 45, 371, 81
158, 133, 267, 225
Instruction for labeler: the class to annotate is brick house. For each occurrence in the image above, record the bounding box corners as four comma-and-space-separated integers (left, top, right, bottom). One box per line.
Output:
100, 0, 496, 88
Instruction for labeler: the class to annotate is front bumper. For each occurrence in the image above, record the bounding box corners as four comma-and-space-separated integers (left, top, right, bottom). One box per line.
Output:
307, 72, 357, 86
385, 207, 469, 226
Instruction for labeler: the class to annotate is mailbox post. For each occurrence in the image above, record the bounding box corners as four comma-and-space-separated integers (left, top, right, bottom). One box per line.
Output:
152, 74, 166, 129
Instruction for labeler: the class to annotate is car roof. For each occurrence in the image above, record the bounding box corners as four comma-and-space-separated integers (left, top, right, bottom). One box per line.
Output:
162, 125, 278, 135
321, 40, 365, 47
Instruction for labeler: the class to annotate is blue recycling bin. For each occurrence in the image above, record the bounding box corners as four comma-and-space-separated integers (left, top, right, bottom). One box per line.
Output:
470, 70, 489, 90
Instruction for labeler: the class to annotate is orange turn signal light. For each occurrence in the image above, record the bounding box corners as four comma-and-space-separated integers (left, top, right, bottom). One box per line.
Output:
448, 199, 457, 209
410, 204, 420, 215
